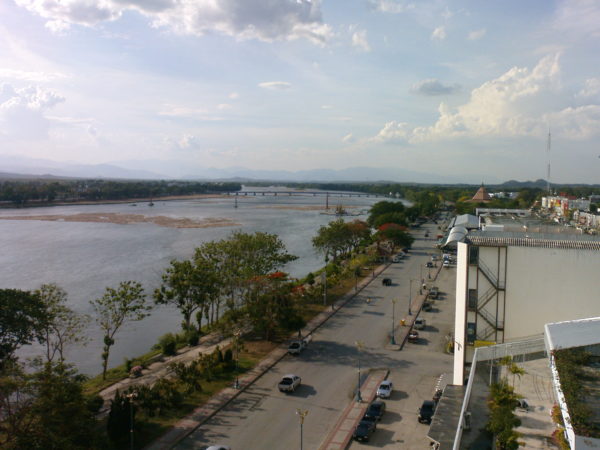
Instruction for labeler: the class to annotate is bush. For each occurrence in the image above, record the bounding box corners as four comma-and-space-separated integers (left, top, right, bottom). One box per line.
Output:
159, 333, 177, 356
186, 328, 200, 346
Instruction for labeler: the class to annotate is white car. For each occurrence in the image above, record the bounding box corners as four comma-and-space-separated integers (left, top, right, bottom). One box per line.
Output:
376, 380, 393, 398
414, 318, 426, 330
443, 260, 450, 268
207, 446, 231, 450
278, 374, 302, 393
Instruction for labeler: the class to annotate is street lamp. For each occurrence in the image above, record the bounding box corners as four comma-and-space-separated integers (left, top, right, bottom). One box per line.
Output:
233, 329, 242, 389
296, 408, 308, 450
408, 280, 414, 316
355, 340, 364, 402
323, 252, 329, 306
125, 391, 137, 450
390, 298, 397, 345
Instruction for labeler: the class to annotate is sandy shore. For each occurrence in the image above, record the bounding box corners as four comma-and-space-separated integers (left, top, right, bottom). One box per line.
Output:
0, 212, 240, 229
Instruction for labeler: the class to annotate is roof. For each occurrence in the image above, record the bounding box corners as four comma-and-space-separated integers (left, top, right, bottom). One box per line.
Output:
545, 317, 600, 351
427, 385, 466, 447
471, 184, 491, 202
452, 214, 480, 229
443, 226, 468, 247
467, 230, 600, 250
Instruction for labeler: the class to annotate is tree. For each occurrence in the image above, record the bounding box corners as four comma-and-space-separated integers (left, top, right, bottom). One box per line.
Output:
312, 219, 352, 262
487, 380, 522, 450
367, 201, 405, 227
35, 284, 90, 364
154, 258, 216, 331
90, 281, 151, 379
376, 224, 415, 250
0, 289, 48, 367
1, 361, 104, 450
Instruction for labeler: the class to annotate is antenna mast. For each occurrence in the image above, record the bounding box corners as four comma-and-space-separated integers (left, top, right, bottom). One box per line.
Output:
546, 129, 551, 194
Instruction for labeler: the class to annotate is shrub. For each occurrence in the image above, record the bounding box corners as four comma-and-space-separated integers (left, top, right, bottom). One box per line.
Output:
186, 328, 200, 346
159, 333, 177, 356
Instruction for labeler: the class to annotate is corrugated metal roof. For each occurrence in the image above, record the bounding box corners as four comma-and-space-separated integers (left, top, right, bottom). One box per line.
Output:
467, 230, 600, 250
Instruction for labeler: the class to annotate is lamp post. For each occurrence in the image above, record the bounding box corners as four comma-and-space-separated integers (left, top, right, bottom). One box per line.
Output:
355, 340, 364, 402
408, 280, 414, 316
125, 391, 137, 450
233, 328, 241, 389
323, 252, 329, 306
296, 408, 308, 450
390, 298, 397, 345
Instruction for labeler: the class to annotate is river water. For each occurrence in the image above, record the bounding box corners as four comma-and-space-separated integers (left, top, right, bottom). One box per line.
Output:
0, 187, 390, 375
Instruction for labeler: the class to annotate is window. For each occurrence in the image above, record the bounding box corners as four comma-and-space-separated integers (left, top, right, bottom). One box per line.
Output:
467, 322, 476, 345
468, 289, 478, 310
469, 246, 479, 265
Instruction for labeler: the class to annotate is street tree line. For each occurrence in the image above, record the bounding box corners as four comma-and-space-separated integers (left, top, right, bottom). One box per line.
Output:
0, 179, 241, 206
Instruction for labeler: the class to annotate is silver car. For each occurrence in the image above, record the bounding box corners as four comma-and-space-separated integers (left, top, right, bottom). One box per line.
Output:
376, 380, 393, 398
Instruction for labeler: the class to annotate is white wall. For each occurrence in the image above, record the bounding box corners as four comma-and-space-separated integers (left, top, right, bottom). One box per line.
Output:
503, 247, 600, 339
454, 242, 468, 385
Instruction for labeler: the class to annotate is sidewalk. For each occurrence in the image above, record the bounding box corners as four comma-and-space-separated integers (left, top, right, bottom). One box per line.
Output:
144, 263, 391, 449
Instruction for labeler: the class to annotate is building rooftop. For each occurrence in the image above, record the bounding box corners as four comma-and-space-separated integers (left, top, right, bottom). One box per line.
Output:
467, 230, 600, 250
545, 317, 600, 351
427, 385, 466, 448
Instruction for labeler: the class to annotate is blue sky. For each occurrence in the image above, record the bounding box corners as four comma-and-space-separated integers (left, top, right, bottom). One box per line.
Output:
1, 0, 599, 182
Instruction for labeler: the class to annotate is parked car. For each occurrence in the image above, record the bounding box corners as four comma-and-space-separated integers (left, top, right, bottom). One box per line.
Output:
418, 400, 436, 424
401, 247, 409, 253
207, 446, 231, 450
443, 260, 450, 268
414, 318, 426, 330
408, 330, 419, 343
428, 286, 439, 299
425, 262, 434, 268
382, 278, 392, 286
363, 400, 386, 422
287, 339, 307, 355
376, 380, 393, 398
422, 301, 433, 312
353, 419, 376, 442
278, 374, 301, 393
431, 255, 438, 261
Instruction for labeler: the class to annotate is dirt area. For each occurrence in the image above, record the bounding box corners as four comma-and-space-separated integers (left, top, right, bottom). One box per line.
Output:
0, 212, 240, 229
255, 204, 360, 211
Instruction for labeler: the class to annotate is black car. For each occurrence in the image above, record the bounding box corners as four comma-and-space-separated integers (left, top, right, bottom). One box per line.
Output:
363, 400, 386, 422
422, 301, 433, 312
353, 419, 376, 442
425, 262, 434, 268
382, 278, 392, 286
418, 400, 436, 424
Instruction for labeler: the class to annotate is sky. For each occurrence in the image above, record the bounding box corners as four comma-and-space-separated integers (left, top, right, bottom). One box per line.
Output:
1, 0, 600, 183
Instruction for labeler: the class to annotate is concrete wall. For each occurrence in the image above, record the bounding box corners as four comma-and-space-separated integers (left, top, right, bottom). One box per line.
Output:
454, 243, 468, 385
503, 246, 600, 339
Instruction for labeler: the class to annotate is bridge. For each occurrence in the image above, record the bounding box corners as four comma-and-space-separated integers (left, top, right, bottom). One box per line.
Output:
227, 191, 382, 198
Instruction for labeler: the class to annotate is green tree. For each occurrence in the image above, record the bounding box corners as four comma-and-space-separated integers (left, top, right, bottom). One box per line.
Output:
487, 380, 522, 450
367, 201, 405, 226
154, 258, 216, 331
375, 224, 415, 250
90, 281, 151, 380
0, 289, 48, 366
35, 284, 90, 364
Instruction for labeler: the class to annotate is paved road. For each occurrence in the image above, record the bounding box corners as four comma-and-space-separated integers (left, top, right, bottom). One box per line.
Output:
176, 223, 452, 450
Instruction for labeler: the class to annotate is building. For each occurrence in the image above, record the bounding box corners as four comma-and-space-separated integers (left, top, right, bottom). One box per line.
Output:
453, 229, 600, 385
469, 184, 491, 203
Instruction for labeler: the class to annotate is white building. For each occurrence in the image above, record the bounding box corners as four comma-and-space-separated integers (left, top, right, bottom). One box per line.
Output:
453, 230, 600, 385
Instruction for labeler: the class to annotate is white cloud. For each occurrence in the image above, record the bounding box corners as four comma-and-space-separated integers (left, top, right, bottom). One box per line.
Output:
158, 104, 224, 121
411, 79, 461, 96
369, 0, 415, 14
0, 68, 67, 82
372, 54, 600, 144
553, 0, 600, 39
352, 29, 371, 52
321, 104, 333, 109
228, 92, 239, 100
577, 78, 600, 97
15, 0, 333, 44
0, 83, 65, 139
342, 133, 354, 143
468, 28, 486, 40
217, 103, 232, 110
258, 81, 291, 90
431, 26, 446, 40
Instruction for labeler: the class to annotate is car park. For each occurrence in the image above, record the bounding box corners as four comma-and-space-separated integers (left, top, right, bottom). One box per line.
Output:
418, 400, 436, 424
278, 374, 301, 393
414, 318, 426, 330
382, 278, 392, 286
408, 330, 419, 343
353, 420, 376, 442
376, 380, 393, 398
363, 400, 386, 422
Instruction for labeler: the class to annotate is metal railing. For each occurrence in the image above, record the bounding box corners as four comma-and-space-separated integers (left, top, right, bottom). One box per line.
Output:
478, 259, 505, 290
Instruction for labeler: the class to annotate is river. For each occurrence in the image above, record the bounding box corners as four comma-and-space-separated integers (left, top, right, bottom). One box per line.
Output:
0, 187, 394, 375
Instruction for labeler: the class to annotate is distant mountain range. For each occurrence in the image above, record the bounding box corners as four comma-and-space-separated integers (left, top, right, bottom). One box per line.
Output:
0, 154, 597, 187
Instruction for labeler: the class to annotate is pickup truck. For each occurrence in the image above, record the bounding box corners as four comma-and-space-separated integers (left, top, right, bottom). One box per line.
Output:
278, 374, 301, 393
288, 339, 308, 355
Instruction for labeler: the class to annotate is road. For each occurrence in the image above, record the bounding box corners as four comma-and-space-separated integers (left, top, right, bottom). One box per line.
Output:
176, 222, 455, 450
